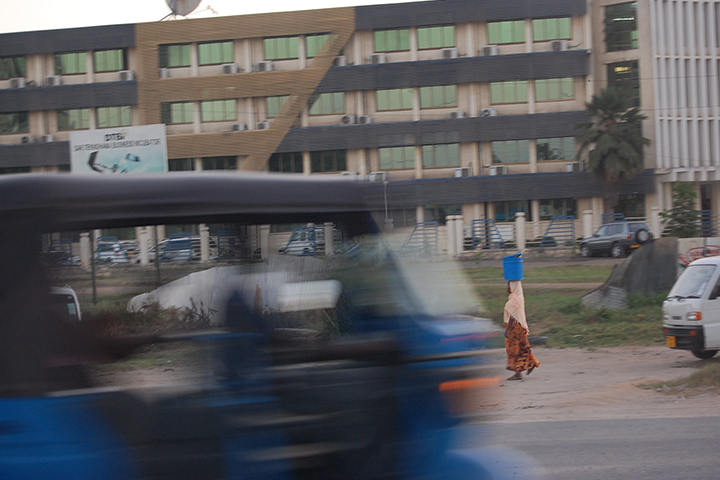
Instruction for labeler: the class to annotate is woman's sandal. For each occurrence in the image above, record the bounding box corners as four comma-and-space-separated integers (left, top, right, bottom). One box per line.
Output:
506, 374, 522, 381
527, 367, 535, 375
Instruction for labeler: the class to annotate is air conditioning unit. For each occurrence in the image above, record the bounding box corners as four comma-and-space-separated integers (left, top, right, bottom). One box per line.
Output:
222, 63, 239, 74
565, 161, 581, 172
449, 111, 467, 119
20, 135, 36, 144
358, 114, 373, 124
368, 171, 387, 182
370, 53, 387, 64
231, 123, 248, 132
45, 75, 61, 86
334, 55, 348, 67
481, 108, 498, 117
482, 45, 499, 56
441, 47, 459, 59
340, 114, 356, 125
489, 165, 508, 176
256, 61, 274, 72
551, 40, 569, 52
257, 120, 271, 130
119, 70, 135, 81
10, 77, 27, 88
158, 68, 169, 79
454, 167, 472, 177
40, 134, 55, 143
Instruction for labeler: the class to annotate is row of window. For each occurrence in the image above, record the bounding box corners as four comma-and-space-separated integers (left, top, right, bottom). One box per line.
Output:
374, 17, 572, 52
0, 50, 127, 79
0, 106, 132, 134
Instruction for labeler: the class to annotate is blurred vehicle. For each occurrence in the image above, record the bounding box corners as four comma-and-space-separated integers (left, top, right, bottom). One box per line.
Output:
43, 239, 82, 266
579, 221, 653, 258
663, 256, 720, 359
119, 240, 139, 260
279, 223, 350, 256
145, 235, 219, 262
48, 286, 82, 322
95, 241, 130, 264
0, 173, 537, 480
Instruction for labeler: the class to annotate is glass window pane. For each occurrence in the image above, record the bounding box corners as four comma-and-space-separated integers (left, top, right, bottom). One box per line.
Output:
399, 29, 410, 50
0, 56, 27, 79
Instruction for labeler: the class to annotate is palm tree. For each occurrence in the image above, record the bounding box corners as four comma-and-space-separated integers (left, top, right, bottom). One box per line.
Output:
576, 87, 651, 212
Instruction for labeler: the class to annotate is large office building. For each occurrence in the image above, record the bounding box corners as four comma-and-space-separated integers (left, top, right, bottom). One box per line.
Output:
0, 0, 683, 242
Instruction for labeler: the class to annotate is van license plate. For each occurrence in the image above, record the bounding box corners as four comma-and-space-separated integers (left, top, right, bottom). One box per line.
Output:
666, 336, 677, 348
631, 244, 641, 248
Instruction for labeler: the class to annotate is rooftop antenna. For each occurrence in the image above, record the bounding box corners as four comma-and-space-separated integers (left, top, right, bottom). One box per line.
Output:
161, 0, 202, 20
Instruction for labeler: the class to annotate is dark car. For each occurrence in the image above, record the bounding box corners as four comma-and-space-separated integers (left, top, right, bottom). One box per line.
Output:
579, 221, 653, 258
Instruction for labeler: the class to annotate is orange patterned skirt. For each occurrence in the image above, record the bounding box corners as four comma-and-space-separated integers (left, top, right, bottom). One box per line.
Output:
505, 322, 540, 373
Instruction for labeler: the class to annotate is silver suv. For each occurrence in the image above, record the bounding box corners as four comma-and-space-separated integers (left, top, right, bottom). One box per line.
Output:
579, 221, 653, 258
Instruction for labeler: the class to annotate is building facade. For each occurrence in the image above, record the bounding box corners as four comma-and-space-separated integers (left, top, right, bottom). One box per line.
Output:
0, 0, 661, 242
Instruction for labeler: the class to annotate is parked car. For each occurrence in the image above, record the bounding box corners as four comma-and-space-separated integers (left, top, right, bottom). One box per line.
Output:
48, 286, 82, 322
145, 235, 218, 262
579, 221, 653, 258
95, 241, 130, 264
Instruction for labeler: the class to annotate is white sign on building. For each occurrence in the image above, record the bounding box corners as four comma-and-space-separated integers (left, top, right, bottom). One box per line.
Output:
70, 124, 168, 174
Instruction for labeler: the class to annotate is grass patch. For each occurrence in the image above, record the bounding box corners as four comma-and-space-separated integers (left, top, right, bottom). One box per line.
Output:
642, 362, 720, 394
465, 264, 614, 284
473, 271, 665, 348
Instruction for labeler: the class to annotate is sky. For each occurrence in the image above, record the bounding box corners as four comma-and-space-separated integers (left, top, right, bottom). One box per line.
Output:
0, 0, 422, 34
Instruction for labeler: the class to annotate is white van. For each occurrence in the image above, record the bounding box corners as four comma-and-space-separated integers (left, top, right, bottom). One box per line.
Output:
48, 286, 82, 322
663, 256, 720, 359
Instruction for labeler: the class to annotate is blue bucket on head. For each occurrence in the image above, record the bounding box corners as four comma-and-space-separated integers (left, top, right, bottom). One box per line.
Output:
503, 253, 523, 281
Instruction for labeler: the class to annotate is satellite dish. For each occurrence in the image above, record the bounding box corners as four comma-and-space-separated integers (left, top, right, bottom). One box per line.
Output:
166, 0, 202, 16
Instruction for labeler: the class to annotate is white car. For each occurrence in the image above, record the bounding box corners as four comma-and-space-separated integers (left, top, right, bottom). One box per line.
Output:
48, 286, 82, 322
95, 242, 130, 264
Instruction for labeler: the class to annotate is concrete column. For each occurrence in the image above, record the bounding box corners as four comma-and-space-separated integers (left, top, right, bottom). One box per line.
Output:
137, 228, 149, 265
80, 232, 91, 269
93, 229, 102, 244
260, 225, 270, 261
414, 145, 423, 179
447, 216, 457, 257
200, 224, 210, 262
324, 222, 334, 257
416, 205, 425, 223
583, 210, 593, 239
515, 212, 526, 252
303, 151, 312, 176
651, 207, 662, 238
454, 215, 464, 255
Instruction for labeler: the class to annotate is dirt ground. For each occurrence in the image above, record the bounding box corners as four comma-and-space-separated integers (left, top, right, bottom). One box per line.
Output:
481, 345, 720, 424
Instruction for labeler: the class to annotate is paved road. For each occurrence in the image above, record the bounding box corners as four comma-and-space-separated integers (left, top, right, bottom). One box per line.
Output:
458, 416, 720, 480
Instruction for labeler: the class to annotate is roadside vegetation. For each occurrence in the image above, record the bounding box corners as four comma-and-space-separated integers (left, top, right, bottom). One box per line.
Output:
471, 264, 667, 348
643, 362, 720, 394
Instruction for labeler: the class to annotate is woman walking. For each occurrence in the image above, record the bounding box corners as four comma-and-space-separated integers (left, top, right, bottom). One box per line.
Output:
504, 281, 540, 380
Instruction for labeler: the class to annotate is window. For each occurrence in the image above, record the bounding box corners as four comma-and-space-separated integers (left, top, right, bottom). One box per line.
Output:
605, 2, 638, 51
617, 194, 645, 218
269, 152, 303, 173
387, 208, 417, 228
535, 77, 574, 101
309, 93, 344, 115
417, 25, 455, 49
421, 143, 460, 168
94, 49, 125, 72
495, 201, 532, 222
266, 96, 289, 118
0, 112, 29, 134
420, 85, 457, 109
376, 88, 413, 111
264, 36, 299, 60
201, 99, 237, 122
379, 146, 415, 170
58, 109, 90, 130
198, 41, 233, 65
202, 156, 237, 171
539, 198, 577, 220
0, 56, 26, 80
374, 29, 410, 52
306, 34, 329, 58
425, 205, 461, 225
608, 61, 640, 107
490, 80, 528, 104
537, 137, 575, 161
311, 150, 346, 173
492, 140, 530, 164
532, 17, 572, 42
159, 44, 191, 68
0, 167, 31, 175
161, 102, 194, 125
97, 106, 132, 128
169, 158, 195, 171
487, 20, 525, 44
54, 52, 87, 75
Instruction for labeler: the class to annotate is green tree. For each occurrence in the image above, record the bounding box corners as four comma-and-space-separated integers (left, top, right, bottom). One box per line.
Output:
660, 182, 700, 238
576, 88, 651, 212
